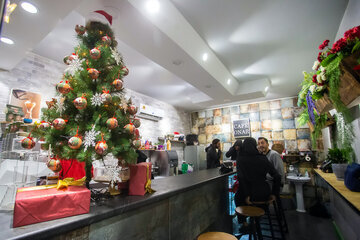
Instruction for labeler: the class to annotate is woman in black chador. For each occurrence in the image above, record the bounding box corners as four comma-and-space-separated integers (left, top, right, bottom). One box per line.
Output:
235, 137, 281, 231
225, 139, 242, 160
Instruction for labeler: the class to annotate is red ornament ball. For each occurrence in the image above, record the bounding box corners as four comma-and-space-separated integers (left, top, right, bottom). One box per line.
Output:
88, 68, 99, 79
121, 66, 129, 76
53, 118, 66, 130
133, 139, 141, 149
68, 136, 82, 149
124, 123, 135, 134
132, 118, 141, 128
75, 25, 86, 35
134, 128, 140, 139
106, 117, 118, 129
112, 79, 123, 90
68, 54, 78, 62
95, 141, 108, 155
74, 96, 87, 110
90, 48, 101, 60
101, 35, 112, 45
128, 105, 138, 115
57, 81, 71, 95
47, 159, 62, 172
101, 92, 112, 105
21, 137, 35, 149
39, 122, 51, 129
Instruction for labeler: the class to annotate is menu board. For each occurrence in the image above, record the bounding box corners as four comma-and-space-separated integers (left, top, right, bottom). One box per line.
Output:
233, 119, 250, 138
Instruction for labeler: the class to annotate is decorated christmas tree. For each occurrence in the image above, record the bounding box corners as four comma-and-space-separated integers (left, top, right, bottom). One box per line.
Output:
31, 18, 141, 187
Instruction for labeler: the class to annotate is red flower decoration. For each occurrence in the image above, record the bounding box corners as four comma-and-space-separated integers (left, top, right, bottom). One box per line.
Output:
312, 74, 317, 83
354, 65, 360, 71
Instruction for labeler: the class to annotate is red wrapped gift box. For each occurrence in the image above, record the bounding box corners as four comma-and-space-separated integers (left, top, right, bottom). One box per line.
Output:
13, 186, 90, 227
129, 162, 154, 196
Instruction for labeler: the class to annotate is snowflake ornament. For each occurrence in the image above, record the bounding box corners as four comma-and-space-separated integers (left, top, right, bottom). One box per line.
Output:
56, 97, 65, 114
106, 166, 122, 187
110, 47, 123, 66
91, 93, 105, 106
65, 58, 84, 76
83, 125, 100, 152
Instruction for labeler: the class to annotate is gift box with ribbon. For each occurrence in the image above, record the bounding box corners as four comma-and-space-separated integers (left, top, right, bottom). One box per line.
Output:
13, 177, 90, 227
128, 162, 155, 196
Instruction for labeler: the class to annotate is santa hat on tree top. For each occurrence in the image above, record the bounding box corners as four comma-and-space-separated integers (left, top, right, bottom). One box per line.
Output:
87, 10, 113, 25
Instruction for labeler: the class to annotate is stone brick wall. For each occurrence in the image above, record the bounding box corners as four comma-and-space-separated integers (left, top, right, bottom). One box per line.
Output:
190, 97, 315, 156
0, 52, 190, 162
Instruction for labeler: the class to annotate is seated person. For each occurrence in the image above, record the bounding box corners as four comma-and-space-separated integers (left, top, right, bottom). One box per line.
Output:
225, 139, 242, 160
235, 137, 281, 232
258, 137, 285, 185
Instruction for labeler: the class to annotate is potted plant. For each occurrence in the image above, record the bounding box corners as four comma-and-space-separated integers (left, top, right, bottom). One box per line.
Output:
326, 148, 350, 180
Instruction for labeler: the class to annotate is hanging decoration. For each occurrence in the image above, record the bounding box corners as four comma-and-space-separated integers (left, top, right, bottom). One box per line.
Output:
56, 97, 65, 114
110, 47, 123, 65
53, 118, 66, 130
124, 123, 135, 134
65, 57, 84, 76
88, 68, 100, 79
83, 124, 100, 152
75, 25, 86, 35
68, 127, 82, 149
47, 158, 62, 172
133, 139, 141, 149
132, 118, 141, 128
106, 117, 118, 129
101, 89, 112, 105
101, 35, 112, 45
112, 79, 123, 90
119, 97, 128, 113
39, 121, 51, 129
46, 98, 57, 109
134, 128, 140, 139
106, 166, 122, 188
121, 66, 129, 76
91, 93, 105, 107
95, 134, 108, 155
90, 47, 101, 59
128, 105, 138, 115
56, 80, 71, 95
21, 134, 35, 149
73, 95, 87, 110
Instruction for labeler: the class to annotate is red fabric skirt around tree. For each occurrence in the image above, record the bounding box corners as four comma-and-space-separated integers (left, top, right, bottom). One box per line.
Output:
59, 159, 93, 180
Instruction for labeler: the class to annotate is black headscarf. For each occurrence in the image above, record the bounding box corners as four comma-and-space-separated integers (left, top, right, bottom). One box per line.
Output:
242, 137, 260, 156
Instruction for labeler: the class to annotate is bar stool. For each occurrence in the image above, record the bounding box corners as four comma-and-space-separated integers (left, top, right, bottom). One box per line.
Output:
250, 195, 286, 240
235, 206, 265, 240
197, 232, 237, 240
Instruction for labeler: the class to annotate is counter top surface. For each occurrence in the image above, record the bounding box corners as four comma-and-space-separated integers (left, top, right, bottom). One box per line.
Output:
0, 168, 234, 240
314, 169, 360, 212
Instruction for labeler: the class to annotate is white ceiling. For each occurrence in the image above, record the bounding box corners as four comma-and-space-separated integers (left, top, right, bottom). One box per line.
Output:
0, 0, 350, 111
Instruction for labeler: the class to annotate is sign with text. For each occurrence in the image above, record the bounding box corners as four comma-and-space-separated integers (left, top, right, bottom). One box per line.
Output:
233, 119, 251, 138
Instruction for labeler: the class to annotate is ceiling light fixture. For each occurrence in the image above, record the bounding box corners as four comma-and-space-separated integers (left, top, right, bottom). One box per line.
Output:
1, 37, 14, 44
265, 86, 269, 92
21, 2, 38, 13
202, 53, 208, 62
146, 0, 160, 14
227, 78, 231, 85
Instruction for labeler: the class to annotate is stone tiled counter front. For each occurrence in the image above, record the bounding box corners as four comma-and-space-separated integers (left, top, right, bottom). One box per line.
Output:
1, 169, 234, 240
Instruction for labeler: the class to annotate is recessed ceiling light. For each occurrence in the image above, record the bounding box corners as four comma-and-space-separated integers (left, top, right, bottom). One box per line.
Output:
21, 2, 38, 13
202, 53, 208, 62
1, 37, 14, 44
227, 78, 231, 85
146, 0, 160, 14
265, 86, 269, 92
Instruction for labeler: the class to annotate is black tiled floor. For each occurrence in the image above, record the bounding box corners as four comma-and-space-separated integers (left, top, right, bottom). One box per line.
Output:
233, 210, 339, 240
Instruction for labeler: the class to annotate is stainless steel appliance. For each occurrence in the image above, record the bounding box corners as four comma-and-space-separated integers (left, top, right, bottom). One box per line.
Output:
184, 145, 206, 171
151, 150, 178, 177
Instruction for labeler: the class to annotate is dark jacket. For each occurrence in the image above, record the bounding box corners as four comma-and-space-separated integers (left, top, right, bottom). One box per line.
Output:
205, 145, 221, 169
136, 150, 148, 163
225, 140, 242, 160
236, 138, 281, 204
